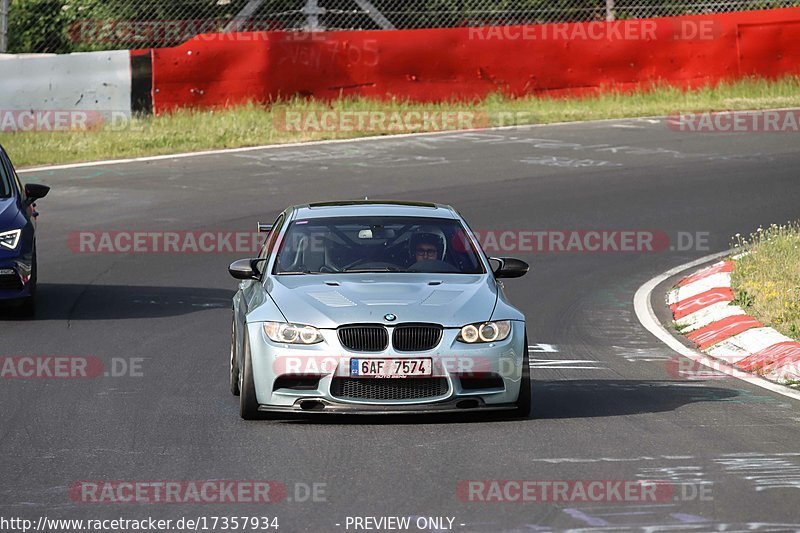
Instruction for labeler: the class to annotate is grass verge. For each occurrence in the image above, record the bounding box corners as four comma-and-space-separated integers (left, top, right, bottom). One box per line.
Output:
3, 76, 800, 168
731, 222, 800, 341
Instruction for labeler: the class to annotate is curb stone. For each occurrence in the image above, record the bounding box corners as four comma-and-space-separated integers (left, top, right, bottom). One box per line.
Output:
668, 260, 800, 384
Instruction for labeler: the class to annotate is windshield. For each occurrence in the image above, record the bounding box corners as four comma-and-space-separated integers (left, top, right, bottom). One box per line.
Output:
273, 216, 485, 275
0, 159, 11, 198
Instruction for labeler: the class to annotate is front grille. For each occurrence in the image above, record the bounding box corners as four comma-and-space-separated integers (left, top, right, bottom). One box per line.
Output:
0, 274, 22, 291
331, 377, 448, 400
338, 325, 389, 352
392, 324, 443, 352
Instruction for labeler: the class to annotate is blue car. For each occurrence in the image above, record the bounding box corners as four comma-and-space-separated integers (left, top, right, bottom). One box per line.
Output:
0, 144, 50, 316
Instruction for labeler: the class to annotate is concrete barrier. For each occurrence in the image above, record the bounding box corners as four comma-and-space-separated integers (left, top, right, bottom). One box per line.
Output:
0, 50, 132, 130
146, 8, 800, 114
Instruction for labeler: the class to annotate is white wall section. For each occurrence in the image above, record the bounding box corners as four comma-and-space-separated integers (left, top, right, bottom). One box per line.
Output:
0, 51, 131, 130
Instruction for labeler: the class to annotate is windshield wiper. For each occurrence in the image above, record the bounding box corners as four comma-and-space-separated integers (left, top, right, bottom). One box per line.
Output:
343, 267, 406, 273
277, 270, 324, 275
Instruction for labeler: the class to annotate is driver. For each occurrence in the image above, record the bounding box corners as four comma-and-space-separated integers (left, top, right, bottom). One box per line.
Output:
410, 232, 444, 264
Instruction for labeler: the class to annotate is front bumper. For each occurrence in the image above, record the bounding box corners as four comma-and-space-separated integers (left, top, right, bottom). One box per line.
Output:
246, 320, 526, 414
0, 255, 33, 301
259, 399, 517, 415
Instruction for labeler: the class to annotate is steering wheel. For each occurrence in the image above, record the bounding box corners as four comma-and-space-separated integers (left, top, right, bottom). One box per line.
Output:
408, 259, 459, 273
341, 259, 401, 271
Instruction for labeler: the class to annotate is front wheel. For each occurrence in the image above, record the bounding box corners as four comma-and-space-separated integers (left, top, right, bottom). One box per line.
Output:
230, 313, 240, 396
239, 333, 260, 420
513, 334, 532, 418
19, 247, 37, 318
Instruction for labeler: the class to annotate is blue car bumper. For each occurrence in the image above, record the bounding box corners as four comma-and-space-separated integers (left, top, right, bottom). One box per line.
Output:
0, 254, 33, 301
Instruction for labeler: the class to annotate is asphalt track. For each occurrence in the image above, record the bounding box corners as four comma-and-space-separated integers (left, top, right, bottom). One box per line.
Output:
2, 117, 800, 532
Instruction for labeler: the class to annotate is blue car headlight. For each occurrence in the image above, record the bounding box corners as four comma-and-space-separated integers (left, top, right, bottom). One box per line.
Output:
263, 322, 324, 345
458, 320, 512, 343
0, 229, 22, 251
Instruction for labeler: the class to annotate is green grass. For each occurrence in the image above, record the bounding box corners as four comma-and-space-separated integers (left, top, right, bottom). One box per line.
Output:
3, 76, 800, 168
672, 322, 689, 334
731, 222, 800, 341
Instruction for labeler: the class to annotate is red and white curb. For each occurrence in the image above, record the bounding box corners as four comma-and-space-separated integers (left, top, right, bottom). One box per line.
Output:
634, 252, 800, 402
669, 260, 800, 384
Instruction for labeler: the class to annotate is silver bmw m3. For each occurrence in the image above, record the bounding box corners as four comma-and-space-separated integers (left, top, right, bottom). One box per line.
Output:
228, 201, 530, 419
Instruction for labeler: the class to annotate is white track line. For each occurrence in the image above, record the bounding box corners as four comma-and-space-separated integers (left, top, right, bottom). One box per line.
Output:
16, 115, 672, 174
18, 106, 800, 174
633, 251, 800, 402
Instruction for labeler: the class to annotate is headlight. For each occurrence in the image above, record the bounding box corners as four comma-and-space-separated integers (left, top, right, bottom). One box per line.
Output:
0, 229, 22, 251
263, 322, 324, 345
457, 320, 512, 343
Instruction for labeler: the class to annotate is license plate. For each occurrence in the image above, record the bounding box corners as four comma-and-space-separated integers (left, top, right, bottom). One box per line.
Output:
350, 358, 432, 378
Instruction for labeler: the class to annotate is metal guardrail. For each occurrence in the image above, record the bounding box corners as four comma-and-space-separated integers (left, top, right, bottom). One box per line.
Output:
0, 0, 9, 53
4, 0, 800, 53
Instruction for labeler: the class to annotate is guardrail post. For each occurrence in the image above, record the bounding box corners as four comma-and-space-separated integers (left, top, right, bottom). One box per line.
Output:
0, 0, 9, 53
303, 0, 325, 31
606, 0, 615, 21
353, 0, 396, 30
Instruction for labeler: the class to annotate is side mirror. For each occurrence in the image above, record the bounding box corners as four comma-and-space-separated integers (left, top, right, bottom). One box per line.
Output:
490, 257, 529, 279
25, 183, 50, 204
229, 258, 262, 280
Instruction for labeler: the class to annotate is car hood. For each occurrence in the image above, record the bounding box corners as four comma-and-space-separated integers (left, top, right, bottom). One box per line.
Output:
265, 273, 498, 328
0, 198, 20, 227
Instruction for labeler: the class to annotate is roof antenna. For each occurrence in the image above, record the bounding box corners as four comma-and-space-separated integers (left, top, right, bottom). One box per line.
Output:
364, 196, 369, 200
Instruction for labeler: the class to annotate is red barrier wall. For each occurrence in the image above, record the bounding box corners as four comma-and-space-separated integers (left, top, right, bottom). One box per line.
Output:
150, 8, 800, 114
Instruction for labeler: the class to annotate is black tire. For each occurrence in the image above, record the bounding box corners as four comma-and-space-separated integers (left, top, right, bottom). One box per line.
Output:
513, 334, 532, 418
239, 333, 260, 420
19, 247, 37, 319
230, 314, 240, 396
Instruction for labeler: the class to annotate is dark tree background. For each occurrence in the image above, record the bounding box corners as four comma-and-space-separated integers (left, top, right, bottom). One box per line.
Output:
7, 0, 798, 53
